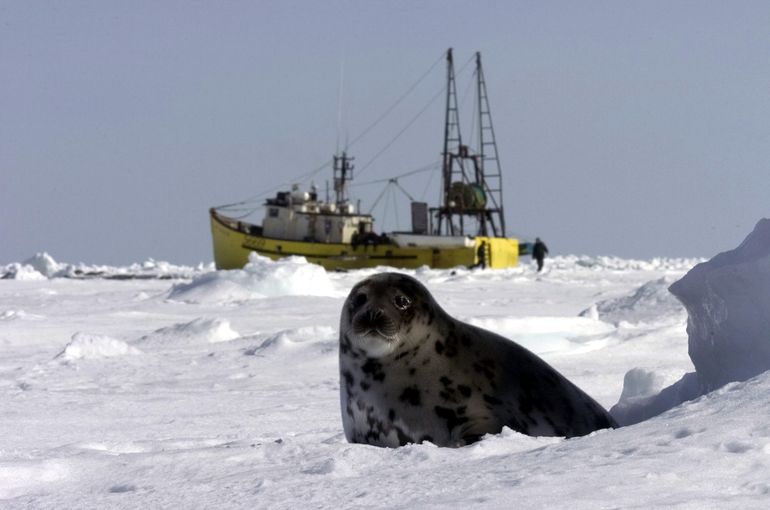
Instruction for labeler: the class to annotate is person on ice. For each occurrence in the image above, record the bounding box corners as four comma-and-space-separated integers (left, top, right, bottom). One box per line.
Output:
468, 241, 487, 270
475, 241, 487, 269
533, 237, 549, 272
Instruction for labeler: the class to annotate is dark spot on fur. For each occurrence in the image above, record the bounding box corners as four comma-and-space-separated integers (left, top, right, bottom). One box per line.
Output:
472, 362, 495, 383
342, 370, 354, 389
435, 341, 444, 354
439, 376, 452, 387
395, 350, 409, 361
361, 358, 386, 382
399, 386, 421, 406
409, 368, 416, 376
437, 332, 458, 358
434, 406, 469, 433
360, 381, 370, 391
388, 409, 396, 421
396, 427, 412, 445
457, 385, 472, 398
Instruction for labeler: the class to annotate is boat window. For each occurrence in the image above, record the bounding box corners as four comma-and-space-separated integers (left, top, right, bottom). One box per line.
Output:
269, 208, 279, 218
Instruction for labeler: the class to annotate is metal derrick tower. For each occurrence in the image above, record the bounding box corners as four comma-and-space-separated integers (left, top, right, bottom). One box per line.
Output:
433, 48, 506, 238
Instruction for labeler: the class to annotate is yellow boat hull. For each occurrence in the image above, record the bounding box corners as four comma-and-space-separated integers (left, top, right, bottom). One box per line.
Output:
210, 210, 518, 271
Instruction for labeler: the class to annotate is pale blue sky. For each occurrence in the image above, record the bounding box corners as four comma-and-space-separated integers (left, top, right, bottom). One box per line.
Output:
2, 1, 769, 265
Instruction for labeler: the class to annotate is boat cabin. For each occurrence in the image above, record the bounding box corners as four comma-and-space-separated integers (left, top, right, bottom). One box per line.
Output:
262, 185, 374, 244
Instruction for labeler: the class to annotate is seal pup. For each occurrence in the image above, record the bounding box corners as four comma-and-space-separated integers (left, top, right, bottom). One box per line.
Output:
339, 272, 617, 448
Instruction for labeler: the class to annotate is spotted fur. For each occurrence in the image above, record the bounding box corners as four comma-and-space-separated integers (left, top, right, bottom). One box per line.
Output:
339, 273, 617, 448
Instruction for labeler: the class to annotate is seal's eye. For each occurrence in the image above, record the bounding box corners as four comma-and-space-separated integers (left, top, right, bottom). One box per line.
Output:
393, 294, 411, 311
352, 292, 367, 309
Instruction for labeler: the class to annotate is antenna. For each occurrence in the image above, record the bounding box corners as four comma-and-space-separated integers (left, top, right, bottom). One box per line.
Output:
336, 61, 345, 154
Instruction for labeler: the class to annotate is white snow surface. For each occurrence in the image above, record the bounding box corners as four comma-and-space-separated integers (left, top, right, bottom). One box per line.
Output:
3, 250, 770, 508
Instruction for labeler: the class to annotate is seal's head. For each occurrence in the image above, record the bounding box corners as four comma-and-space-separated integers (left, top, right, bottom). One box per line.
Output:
341, 273, 431, 358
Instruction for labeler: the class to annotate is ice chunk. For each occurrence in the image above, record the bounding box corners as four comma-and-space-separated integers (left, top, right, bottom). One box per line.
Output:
57, 333, 142, 360
22, 252, 63, 278
669, 218, 770, 392
611, 371, 700, 426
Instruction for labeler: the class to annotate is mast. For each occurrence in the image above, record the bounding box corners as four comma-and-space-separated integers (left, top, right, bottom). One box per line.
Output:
433, 48, 506, 237
475, 51, 506, 237
333, 151, 354, 208
438, 48, 465, 235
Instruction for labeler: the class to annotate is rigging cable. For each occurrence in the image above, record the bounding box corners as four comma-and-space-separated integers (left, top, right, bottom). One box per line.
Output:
348, 160, 440, 188
347, 52, 446, 150
420, 164, 440, 201
391, 179, 417, 202
381, 184, 392, 227
355, 53, 476, 179
368, 180, 393, 214
212, 158, 333, 215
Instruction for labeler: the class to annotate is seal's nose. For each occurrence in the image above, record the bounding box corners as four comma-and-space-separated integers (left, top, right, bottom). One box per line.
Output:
366, 308, 383, 323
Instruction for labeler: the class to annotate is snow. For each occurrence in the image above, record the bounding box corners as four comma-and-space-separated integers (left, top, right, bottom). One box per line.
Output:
1, 252, 211, 281
167, 253, 340, 304
138, 318, 241, 346
2, 244, 770, 508
57, 333, 143, 361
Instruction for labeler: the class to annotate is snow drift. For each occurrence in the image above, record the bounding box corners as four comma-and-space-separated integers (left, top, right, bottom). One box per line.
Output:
579, 276, 684, 326
138, 317, 240, 346
168, 253, 339, 303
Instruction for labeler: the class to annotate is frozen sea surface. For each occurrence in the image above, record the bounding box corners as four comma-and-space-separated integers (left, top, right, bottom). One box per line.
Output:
2, 254, 769, 509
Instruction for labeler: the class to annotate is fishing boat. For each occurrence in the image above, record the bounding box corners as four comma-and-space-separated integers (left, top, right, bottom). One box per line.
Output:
210, 49, 524, 271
